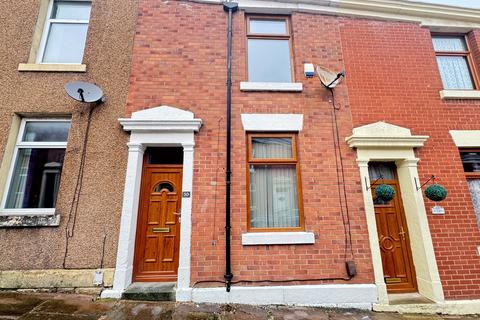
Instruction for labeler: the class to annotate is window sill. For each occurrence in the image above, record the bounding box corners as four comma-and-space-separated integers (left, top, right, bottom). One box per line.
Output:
0, 212, 59, 228
440, 90, 480, 100
18, 63, 87, 73
0, 208, 56, 217
242, 232, 315, 245
240, 82, 303, 92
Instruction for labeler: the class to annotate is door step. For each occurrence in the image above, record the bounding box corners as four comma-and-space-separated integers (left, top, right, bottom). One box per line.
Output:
122, 282, 176, 301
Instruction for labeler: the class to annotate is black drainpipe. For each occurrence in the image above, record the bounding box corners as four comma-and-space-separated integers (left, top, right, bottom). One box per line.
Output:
223, 0, 238, 293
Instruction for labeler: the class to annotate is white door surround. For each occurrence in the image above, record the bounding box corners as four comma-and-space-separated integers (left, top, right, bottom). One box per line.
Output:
346, 121, 445, 305
101, 106, 202, 299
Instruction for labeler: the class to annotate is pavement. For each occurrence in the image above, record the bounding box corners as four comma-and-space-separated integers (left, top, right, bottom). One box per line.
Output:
0, 291, 479, 320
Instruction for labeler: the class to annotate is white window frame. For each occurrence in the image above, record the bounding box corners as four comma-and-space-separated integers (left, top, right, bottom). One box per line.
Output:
0, 118, 70, 216
36, 0, 91, 64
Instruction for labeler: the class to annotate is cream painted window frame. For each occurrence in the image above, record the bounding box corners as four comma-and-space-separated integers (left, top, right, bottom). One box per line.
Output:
36, 0, 91, 65
0, 118, 70, 217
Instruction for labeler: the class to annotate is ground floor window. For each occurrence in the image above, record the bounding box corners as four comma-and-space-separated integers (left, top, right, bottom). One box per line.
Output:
460, 150, 480, 228
3, 119, 70, 210
247, 133, 303, 231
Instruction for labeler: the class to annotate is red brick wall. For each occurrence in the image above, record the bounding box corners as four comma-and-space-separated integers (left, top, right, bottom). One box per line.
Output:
341, 19, 480, 300
127, 1, 374, 286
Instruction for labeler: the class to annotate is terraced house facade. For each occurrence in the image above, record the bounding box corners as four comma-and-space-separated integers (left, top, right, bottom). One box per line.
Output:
1, 0, 480, 314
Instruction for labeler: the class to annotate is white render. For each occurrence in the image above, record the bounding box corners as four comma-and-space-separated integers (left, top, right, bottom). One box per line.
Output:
240, 82, 303, 92
242, 232, 315, 245
450, 130, 480, 147
101, 106, 202, 299
178, 284, 377, 309
241, 114, 303, 132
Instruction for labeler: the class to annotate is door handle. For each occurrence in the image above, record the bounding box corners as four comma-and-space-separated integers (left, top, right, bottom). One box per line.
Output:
399, 226, 406, 241
173, 212, 181, 217
152, 227, 170, 233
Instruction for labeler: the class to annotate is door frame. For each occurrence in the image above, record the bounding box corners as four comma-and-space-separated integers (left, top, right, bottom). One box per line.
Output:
101, 106, 202, 300
346, 121, 444, 305
370, 162, 417, 293
133, 161, 183, 282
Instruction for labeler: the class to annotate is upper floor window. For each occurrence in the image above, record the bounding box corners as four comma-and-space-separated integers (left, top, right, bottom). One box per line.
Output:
2, 119, 71, 211
247, 133, 304, 231
460, 150, 480, 229
246, 16, 293, 83
432, 35, 478, 90
37, 0, 92, 64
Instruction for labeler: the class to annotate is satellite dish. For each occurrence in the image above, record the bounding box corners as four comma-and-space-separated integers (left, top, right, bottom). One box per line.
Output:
65, 81, 105, 103
316, 66, 345, 89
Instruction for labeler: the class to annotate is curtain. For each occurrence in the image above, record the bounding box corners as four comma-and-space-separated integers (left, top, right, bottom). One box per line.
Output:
252, 137, 292, 159
250, 165, 299, 228
250, 137, 298, 228
368, 163, 395, 181
467, 179, 480, 229
6, 149, 32, 208
436, 56, 474, 90
432, 37, 467, 52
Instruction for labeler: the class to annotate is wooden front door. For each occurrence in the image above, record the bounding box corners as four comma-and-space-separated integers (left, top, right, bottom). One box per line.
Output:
370, 163, 417, 293
133, 164, 182, 282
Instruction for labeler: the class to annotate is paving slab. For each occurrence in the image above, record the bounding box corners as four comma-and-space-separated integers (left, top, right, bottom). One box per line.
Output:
1, 292, 480, 320
0, 292, 50, 317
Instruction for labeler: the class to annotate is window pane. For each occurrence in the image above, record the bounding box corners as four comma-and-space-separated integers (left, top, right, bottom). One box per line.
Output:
467, 179, 480, 229
42, 23, 88, 63
368, 163, 395, 181
252, 137, 292, 159
432, 36, 467, 52
436, 56, 475, 89
147, 147, 183, 164
461, 152, 480, 172
250, 165, 299, 228
250, 19, 287, 35
52, 1, 91, 20
22, 121, 70, 142
6, 148, 65, 209
248, 39, 292, 82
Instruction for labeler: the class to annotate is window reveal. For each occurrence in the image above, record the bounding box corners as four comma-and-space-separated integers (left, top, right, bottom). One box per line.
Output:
4, 120, 71, 210
38, 0, 92, 64
432, 35, 478, 90
247, 134, 304, 231
460, 150, 480, 229
246, 16, 293, 83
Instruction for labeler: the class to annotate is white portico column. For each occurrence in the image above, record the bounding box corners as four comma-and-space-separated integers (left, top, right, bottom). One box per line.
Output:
101, 142, 145, 298
177, 144, 194, 301
396, 159, 445, 303
357, 159, 388, 305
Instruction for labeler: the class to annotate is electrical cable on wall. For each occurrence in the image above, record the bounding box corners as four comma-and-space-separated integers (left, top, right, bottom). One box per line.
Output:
62, 105, 96, 268
212, 117, 224, 246
192, 68, 358, 290
62, 81, 105, 269
328, 88, 354, 261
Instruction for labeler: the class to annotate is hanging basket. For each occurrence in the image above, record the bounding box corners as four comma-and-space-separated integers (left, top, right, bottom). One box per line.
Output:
425, 184, 447, 202
375, 184, 396, 202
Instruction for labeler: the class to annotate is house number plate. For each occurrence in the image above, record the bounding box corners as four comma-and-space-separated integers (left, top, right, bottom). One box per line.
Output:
182, 192, 191, 198
431, 205, 445, 215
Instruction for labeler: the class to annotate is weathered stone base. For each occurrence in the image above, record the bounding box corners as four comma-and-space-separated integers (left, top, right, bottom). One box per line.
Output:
374, 300, 480, 315
0, 269, 114, 290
